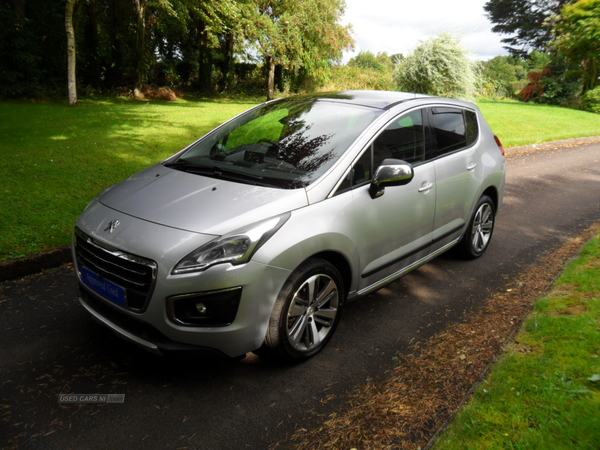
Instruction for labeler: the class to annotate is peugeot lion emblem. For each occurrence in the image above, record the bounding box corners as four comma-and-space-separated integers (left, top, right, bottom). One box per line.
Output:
104, 220, 120, 234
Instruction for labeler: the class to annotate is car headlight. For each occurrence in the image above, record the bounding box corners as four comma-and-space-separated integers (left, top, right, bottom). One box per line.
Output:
172, 213, 290, 274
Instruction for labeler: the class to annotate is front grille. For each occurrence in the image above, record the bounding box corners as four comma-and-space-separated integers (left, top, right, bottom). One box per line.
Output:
74, 228, 157, 311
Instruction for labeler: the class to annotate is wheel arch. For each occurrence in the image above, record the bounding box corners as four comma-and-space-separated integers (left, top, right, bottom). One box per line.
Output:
305, 251, 352, 300
481, 186, 498, 213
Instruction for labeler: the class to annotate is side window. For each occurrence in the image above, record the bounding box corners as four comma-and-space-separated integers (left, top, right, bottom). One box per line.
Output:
335, 109, 425, 194
373, 109, 425, 165
465, 110, 479, 146
336, 148, 372, 192
430, 107, 467, 156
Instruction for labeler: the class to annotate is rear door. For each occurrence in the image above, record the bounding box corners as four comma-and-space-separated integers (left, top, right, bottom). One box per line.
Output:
427, 107, 483, 252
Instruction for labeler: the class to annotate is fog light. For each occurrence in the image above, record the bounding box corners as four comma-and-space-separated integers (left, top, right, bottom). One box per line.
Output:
167, 287, 242, 327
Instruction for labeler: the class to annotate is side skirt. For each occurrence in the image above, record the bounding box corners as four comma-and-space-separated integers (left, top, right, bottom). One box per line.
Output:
354, 237, 461, 298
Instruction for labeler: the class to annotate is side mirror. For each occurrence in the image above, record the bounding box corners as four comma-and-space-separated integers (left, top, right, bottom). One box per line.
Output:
369, 159, 414, 199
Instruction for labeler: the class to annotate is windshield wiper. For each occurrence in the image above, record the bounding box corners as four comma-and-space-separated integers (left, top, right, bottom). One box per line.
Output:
164, 160, 273, 186
212, 166, 263, 180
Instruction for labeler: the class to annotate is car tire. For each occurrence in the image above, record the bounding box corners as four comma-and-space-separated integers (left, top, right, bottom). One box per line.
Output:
456, 195, 496, 259
256, 258, 344, 363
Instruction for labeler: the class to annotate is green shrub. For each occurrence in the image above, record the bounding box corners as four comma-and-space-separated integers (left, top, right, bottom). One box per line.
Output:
581, 86, 600, 113
321, 65, 395, 91
393, 33, 481, 100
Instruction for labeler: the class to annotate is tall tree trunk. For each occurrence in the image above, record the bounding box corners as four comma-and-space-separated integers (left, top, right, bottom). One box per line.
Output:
65, 0, 78, 106
219, 32, 235, 92
267, 56, 275, 100
133, 0, 147, 90
196, 22, 213, 93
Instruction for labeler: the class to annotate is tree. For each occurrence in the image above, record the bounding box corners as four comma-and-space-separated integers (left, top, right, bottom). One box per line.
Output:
347, 51, 393, 72
244, 0, 353, 100
65, 0, 78, 106
393, 33, 481, 100
551, 0, 600, 91
484, 0, 568, 55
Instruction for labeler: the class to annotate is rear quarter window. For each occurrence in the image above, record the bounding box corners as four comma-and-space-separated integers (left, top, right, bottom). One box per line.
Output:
465, 110, 479, 146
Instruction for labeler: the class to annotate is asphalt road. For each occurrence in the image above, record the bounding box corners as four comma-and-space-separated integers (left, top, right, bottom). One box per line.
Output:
1, 141, 599, 450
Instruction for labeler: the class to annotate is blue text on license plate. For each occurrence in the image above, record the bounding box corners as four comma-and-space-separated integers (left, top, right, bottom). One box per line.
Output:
81, 267, 127, 307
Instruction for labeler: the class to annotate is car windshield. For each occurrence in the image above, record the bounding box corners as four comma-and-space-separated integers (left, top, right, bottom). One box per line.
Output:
168, 98, 383, 189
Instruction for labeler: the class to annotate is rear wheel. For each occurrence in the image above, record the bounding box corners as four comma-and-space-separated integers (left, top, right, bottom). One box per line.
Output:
456, 195, 496, 259
257, 258, 344, 362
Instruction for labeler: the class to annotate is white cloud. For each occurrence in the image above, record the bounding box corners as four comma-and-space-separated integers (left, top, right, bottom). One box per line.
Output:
341, 0, 508, 62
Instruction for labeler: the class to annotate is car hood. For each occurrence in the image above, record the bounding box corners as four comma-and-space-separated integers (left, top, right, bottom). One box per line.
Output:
99, 164, 309, 235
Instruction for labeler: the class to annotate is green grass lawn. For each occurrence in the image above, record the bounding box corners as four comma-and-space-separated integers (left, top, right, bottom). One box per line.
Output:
0, 99, 255, 260
478, 98, 600, 148
0, 97, 598, 261
434, 231, 600, 449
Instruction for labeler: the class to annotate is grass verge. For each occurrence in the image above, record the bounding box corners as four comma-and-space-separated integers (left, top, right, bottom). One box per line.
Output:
432, 232, 600, 449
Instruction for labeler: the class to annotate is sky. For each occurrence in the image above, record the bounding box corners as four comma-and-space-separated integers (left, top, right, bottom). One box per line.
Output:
341, 0, 509, 62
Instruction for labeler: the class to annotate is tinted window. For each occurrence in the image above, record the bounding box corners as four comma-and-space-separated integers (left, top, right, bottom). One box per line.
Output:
431, 107, 467, 156
336, 110, 425, 194
173, 99, 383, 189
337, 148, 372, 192
373, 109, 425, 165
465, 110, 479, 146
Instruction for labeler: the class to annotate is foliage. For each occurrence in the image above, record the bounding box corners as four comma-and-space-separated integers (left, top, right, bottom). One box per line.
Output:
581, 86, 600, 113
479, 52, 556, 99
242, 0, 353, 99
483, 0, 569, 55
527, 50, 552, 71
347, 51, 394, 72
0, 0, 66, 98
321, 65, 395, 91
0, 0, 351, 100
517, 55, 581, 105
393, 33, 481, 100
551, 0, 600, 92
481, 55, 527, 98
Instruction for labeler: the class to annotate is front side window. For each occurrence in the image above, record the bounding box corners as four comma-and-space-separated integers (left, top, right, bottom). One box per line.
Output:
373, 109, 425, 165
336, 109, 424, 193
167, 99, 383, 189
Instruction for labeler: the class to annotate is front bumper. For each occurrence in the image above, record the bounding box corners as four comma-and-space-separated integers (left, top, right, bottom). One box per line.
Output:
79, 288, 231, 357
73, 207, 292, 358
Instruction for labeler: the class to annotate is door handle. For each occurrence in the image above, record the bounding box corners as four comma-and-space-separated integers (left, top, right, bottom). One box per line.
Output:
418, 182, 434, 193
467, 162, 477, 171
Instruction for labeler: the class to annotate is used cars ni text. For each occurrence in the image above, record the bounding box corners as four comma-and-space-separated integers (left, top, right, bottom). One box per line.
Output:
73, 90, 506, 362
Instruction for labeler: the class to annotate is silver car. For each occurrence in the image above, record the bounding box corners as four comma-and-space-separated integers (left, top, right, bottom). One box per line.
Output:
73, 91, 505, 362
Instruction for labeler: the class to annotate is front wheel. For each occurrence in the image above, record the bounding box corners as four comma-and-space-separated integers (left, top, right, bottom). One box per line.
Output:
456, 195, 496, 259
257, 258, 344, 362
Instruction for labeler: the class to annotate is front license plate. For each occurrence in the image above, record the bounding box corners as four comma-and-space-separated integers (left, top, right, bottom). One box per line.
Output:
81, 267, 127, 307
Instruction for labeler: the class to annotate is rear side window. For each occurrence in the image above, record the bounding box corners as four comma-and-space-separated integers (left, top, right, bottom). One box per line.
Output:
430, 107, 479, 158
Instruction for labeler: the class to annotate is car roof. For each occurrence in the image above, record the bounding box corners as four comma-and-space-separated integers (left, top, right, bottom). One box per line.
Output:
274, 90, 431, 110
